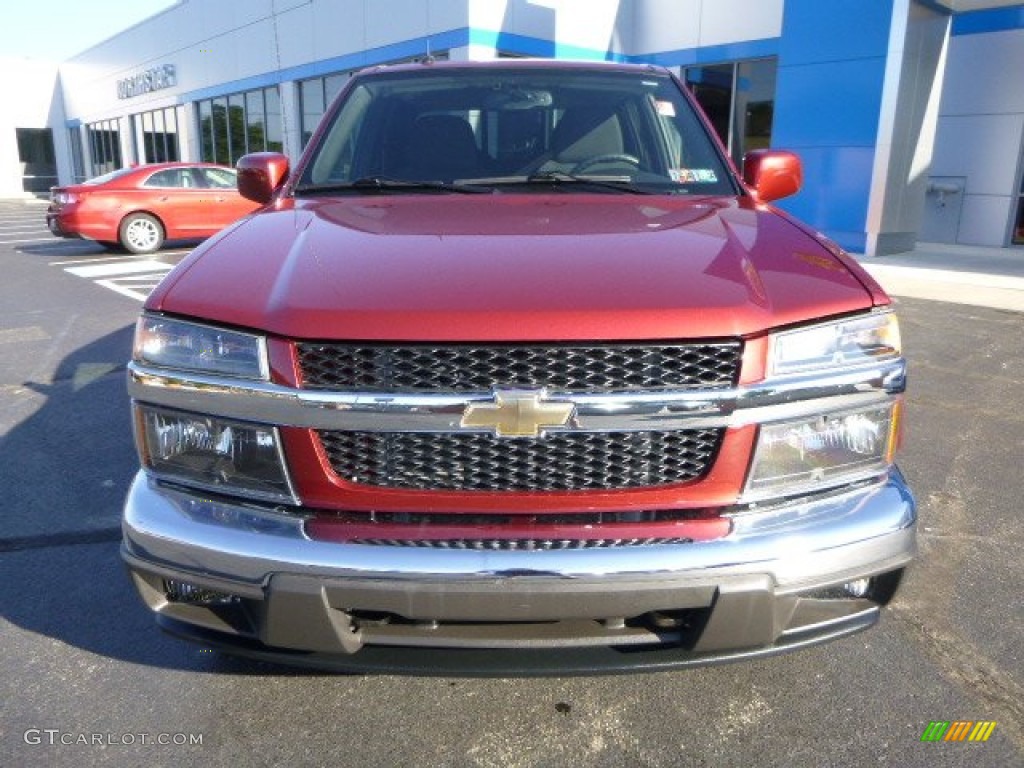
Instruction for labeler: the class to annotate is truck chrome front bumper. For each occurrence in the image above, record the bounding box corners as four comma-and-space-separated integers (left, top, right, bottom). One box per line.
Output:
122, 469, 916, 672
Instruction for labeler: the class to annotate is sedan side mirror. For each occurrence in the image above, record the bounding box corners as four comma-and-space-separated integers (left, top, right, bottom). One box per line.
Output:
237, 152, 290, 204
742, 149, 802, 203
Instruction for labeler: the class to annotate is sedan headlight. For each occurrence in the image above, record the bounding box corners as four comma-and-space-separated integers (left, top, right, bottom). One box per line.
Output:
134, 315, 268, 379
135, 405, 295, 503
769, 311, 901, 376
744, 401, 901, 500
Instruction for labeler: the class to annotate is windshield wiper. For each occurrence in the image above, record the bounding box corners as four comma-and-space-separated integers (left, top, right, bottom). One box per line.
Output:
520, 171, 654, 195
295, 176, 492, 195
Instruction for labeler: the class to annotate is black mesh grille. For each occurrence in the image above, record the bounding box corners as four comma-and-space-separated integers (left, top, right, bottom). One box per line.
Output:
296, 342, 742, 392
351, 537, 694, 549
318, 429, 723, 491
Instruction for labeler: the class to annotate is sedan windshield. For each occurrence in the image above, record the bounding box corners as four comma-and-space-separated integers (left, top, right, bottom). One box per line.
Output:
298, 66, 735, 196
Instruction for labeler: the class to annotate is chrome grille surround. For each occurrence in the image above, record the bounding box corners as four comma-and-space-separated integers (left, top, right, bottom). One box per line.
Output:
296, 342, 742, 392
318, 429, 723, 491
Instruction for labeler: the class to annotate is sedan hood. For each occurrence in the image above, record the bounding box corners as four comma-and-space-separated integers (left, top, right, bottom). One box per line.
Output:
151, 195, 875, 341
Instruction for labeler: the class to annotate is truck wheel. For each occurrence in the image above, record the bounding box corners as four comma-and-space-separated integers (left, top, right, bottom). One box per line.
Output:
119, 213, 164, 254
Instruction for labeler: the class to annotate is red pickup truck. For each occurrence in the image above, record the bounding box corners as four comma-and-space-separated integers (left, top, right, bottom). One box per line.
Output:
122, 60, 915, 674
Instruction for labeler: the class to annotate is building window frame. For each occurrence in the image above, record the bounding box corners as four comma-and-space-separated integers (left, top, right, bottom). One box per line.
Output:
195, 86, 283, 165
299, 71, 353, 149
132, 106, 181, 164
85, 119, 123, 177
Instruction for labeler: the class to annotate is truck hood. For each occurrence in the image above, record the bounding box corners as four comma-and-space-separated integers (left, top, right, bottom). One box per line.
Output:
151, 195, 875, 341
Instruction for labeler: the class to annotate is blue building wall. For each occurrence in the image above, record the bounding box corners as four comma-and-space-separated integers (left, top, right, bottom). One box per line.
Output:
770, 0, 897, 253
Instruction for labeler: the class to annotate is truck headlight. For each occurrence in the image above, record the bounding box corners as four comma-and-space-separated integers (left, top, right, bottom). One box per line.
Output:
769, 311, 901, 376
133, 315, 268, 380
744, 401, 900, 500
135, 405, 296, 504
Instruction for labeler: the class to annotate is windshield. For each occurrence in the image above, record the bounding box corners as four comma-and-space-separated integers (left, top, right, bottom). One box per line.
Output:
298, 66, 735, 196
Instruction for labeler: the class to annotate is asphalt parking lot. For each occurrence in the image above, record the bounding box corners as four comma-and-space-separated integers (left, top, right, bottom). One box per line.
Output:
0, 198, 1021, 766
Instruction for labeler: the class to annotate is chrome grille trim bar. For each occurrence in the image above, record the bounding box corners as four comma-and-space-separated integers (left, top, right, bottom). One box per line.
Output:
127, 358, 906, 433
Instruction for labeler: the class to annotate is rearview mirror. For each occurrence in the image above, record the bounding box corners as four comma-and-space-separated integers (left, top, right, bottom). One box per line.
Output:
236, 152, 290, 204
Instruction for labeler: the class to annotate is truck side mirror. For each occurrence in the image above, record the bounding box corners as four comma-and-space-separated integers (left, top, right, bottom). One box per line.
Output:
237, 152, 290, 204
742, 150, 802, 203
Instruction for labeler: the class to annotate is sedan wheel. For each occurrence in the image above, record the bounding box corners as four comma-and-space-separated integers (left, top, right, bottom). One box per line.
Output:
119, 213, 164, 254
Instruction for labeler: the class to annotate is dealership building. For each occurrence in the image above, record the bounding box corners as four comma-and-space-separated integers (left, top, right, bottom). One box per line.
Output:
4, 0, 1024, 255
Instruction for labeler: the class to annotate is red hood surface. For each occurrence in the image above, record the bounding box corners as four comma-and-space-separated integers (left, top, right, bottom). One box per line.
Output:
150, 195, 875, 341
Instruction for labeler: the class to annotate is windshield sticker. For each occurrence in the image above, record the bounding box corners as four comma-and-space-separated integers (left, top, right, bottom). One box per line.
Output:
670, 168, 718, 184
655, 100, 676, 117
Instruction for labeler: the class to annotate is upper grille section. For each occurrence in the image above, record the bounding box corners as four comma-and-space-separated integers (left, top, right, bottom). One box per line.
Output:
296, 342, 742, 392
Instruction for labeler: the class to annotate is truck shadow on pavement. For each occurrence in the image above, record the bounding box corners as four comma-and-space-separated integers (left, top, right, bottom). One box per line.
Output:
0, 325, 306, 675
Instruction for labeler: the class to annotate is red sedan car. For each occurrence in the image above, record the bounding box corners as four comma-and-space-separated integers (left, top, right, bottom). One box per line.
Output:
47, 162, 260, 254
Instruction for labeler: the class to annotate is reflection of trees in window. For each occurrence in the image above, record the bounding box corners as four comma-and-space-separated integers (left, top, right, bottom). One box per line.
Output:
198, 86, 283, 162
300, 79, 324, 150
246, 90, 266, 156
198, 101, 214, 162
265, 87, 283, 152
211, 97, 229, 164
299, 72, 354, 149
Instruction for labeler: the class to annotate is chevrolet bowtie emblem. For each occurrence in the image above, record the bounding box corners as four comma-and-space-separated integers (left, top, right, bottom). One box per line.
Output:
461, 390, 575, 438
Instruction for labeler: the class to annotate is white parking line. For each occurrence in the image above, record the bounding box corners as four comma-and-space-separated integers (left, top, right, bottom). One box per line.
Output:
50, 255, 134, 266
49, 250, 189, 266
59, 257, 178, 302
0, 237, 67, 244
95, 275, 170, 302
65, 260, 170, 278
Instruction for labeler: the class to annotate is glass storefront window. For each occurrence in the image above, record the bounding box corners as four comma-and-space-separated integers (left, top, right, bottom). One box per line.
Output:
211, 97, 229, 164
298, 60, 445, 149
198, 100, 214, 163
735, 59, 776, 158
68, 127, 85, 182
227, 93, 246, 164
245, 90, 266, 155
16, 127, 57, 193
300, 72, 353, 149
1014, 161, 1024, 245
1013, 198, 1023, 246
265, 87, 283, 152
196, 86, 283, 164
135, 106, 179, 163
686, 64, 734, 150
684, 58, 777, 166
300, 78, 325, 148
86, 119, 122, 177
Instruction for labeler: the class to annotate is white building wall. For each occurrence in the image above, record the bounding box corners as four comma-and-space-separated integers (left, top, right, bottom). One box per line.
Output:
468, 0, 782, 58
58, 0, 476, 123
0, 57, 64, 197
929, 26, 1024, 246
